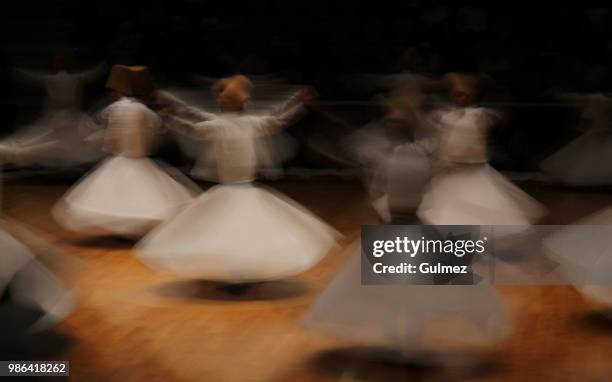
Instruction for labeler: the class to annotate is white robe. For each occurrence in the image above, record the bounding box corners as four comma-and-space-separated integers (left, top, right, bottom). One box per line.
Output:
53, 98, 197, 237
303, 241, 509, 360
418, 106, 545, 229
344, 112, 437, 223
137, 109, 340, 282
0, 67, 105, 168
157, 89, 300, 181
364, 136, 436, 223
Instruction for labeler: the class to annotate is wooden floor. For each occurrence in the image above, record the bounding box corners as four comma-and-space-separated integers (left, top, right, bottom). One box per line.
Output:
4, 176, 612, 382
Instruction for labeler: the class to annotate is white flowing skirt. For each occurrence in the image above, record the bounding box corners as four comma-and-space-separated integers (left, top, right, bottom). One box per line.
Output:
0, 228, 75, 331
53, 155, 197, 236
137, 183, 341, 282
0, 109, 104, 168
369, 143, 433, 222
304, 243, 509, 355
418, 164, 545, 230
543, 207, 612, 311
540, 129, 612, 186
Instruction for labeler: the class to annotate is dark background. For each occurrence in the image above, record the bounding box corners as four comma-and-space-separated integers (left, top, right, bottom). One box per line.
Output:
1, 1, 610, 170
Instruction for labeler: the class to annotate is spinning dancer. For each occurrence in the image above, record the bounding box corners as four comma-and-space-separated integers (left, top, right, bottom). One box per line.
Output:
137, 75, 340, 289
0, 55, 105, 169
53, 65, 197, 237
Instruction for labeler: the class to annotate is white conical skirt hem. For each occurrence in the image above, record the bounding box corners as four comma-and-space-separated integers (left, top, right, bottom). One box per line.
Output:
540, 129, 612, 186
53, 155, 197, 237
0, 110, 104, 168
0, 229, 76, 330
303, 244, 509, 354
543, 206, 612, 309
137, 183, 341, 282
418, 164, 545, 231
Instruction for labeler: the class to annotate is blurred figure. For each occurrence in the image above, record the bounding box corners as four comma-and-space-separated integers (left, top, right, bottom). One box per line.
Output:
540, 92, 612, 186
305, 47, 439, 173
418, 73, 545, 228
0, 167, 75, 338
0, 220, 76, 333
305, 75, 511, 363
346, 86, 437, 223
358, 47, 440, 105
304, 240, 508, 365
543, 84, 612, 312
0, 55, 105, 169
544, 211, 612, 318
159, 73, 300, 180
53, 65, 197, 237
137, 75, 340, 290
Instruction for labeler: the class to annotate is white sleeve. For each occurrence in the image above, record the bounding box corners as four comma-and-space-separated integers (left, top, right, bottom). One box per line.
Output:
156, 90, 218, 121
251, 116, 287, 137
165, 116, 218, 139
268, 91, 306, 125
251, 92, 306, 137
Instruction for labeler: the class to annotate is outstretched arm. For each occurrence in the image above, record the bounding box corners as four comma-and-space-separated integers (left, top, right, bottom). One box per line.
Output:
268, 88, 310, 122
252, 87, 317, 136
164, 115, 217, 139
266, 87, 318, 125
156, 90, 218, 121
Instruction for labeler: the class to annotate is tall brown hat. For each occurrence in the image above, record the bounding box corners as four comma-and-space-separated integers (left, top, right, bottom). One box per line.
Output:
106, 65, 156, 98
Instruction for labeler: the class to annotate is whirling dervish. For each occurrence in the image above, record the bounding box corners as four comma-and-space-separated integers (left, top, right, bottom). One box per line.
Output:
418, 73, 546, 227
0, 166, 75, 335
137, 75, 340, 288
344, 76, 437, 223
157, 74, 301, 181
304, 241, 509, 365
53, 65, 198, 237
0, 54, 106, 169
